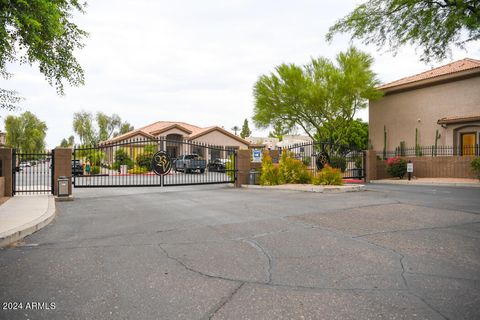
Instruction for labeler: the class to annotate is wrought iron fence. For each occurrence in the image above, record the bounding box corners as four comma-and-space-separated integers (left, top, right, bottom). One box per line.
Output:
12, 150, 54, 195
73, 137, 237, 188
285, 141, 366, 180
377, 144, 480, 159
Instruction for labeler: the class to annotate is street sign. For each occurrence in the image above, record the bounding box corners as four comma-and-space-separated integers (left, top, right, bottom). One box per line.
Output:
252, 149, 262, 163
407, 162, 413, 173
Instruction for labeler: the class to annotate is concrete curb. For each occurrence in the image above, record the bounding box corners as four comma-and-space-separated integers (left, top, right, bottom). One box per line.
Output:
370, 180, 480, 188
0, 196, 56, 247
242, 184, 365, 193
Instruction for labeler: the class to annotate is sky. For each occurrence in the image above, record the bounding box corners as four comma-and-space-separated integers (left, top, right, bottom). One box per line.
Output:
1, 0, 479, 148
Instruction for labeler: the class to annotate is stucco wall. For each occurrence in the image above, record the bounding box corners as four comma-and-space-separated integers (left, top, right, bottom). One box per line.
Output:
369, 76, 480, 151
192, 130, 249, 149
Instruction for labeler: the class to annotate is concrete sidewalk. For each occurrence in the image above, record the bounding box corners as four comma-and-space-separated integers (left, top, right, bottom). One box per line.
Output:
370, 177, 480, 187
0, 195, 56, 247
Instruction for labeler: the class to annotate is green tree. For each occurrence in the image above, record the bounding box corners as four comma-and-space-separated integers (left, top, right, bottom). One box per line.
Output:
5, 111, 47, 153
0, 0, 88, 109
116, 122, 134, 137
231, 125, 240, 135
268, 121, 290, 142
326, 0, 480, 63
240, 119, 252, 139
96, 112, 121, 141
73, 111, 95, 145
314, 119, 369, 151
253, 47, 382, 146
59, 135, 74, 147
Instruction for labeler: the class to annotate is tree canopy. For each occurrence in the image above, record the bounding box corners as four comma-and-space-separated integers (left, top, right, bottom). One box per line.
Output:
253, 47, 382, 147
240, 119, 252, 139
315, 119, 368, 151
73, 111, 134, 145
5, 111, 47, 153
0, 0, 88, 109
326, 0, 480, 62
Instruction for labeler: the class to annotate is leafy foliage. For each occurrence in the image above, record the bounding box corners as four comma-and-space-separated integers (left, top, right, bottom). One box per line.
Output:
268, 121, 290, 142
312, 165, 344, 186
240, 119, 252, 139
314, 119, 368, 151
73, 111, 134, 144
471, 157, 480, 180
0, 0, 88, 109
279, 151, 311, 184
259, 153, 283, 186
59, 135, 75, 147
136, 145, 156, 169
128, 167, 148, 174
386, 157, 407, 179
90, 166, 100, 175
5, 111, 47, 153
253, 47, 382, 145
326, 0, 480, 62
329, 155, 347, 172
114, 149, 133, 169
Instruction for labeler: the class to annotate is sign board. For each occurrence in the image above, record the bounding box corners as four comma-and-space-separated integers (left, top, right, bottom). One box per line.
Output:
252, 149, 262, 163
151, 151, 172, 176
407, 163, 414, 173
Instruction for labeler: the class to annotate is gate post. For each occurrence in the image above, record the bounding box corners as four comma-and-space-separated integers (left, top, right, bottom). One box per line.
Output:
0, 148, 13, 197
235, 149, 251, 187
365, 149, 377, 183
53, 148, 72, 196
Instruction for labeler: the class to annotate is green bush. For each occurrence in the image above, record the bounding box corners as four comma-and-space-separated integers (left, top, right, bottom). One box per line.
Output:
471, 157, 480, 180
259, 153, 283, 185
114, 148, 133, 169
386, 157, 407, 179
128, 167, 148, 174
302, 156, 311, 166
312, 165, 344, 185
279, 151, 311, 184
136, 153, 152, 169
329, 155, 347, 172
225, 154, 235, 180
90, 166, 100, 175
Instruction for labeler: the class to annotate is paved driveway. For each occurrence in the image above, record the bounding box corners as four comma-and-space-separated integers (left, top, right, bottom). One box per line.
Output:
1, 184, 479, 319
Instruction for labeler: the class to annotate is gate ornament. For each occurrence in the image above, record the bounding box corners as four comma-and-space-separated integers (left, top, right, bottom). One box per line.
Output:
151, 151, 172, 176
316, 152, 330, 170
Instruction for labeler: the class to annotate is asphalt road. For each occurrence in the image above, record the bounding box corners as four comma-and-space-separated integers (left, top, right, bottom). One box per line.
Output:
1, 183, 479, 319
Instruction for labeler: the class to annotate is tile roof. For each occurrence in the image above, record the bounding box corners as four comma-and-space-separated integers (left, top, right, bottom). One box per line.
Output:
379, 58, 480, 90
437, 114, 480, 125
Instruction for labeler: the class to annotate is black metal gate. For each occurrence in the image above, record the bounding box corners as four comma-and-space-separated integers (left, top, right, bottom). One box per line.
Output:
72, 138, 237, 188
285, 141, 366, 181
12, 149, 54, 195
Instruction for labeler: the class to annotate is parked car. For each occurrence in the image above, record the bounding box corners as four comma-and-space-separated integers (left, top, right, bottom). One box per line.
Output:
72, 160, 83, 176
207, 158, 230, 172
174, 154, 206, 173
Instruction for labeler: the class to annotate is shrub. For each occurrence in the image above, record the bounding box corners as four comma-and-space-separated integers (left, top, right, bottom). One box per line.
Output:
90, 166, 100, 175
128, 167, 148, 174
136, 153, 152, 169
386, 157, 407, 179
260, 153, 283, 185
312, 165, 343, 185
225, 154, 235, 180
329, 155, 347, 172
279, 151, 311, 184
114, 148, 133, 169
471, 157, 480, 180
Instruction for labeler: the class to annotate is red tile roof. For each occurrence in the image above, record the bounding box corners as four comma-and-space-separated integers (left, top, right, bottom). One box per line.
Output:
437, 115, 480, 125
379, 58, 480, 90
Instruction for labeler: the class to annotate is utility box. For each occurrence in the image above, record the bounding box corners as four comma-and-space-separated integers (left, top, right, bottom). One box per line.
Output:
249, 170, 260, 185
58, 176, 70, 197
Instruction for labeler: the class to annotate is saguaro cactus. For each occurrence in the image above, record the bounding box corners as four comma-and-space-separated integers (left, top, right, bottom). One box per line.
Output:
415, 128, 422, 157
434, 129, 440, 156
383, 125, 387, 160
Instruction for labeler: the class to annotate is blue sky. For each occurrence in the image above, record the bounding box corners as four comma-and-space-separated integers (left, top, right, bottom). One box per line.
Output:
1, 0, 479, 148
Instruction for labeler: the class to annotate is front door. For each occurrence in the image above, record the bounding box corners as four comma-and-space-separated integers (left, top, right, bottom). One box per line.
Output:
461, 133, 476, 156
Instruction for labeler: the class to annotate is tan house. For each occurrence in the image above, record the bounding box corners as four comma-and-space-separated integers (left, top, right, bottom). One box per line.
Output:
101, 121, 250, 161
369, 58, 480, 155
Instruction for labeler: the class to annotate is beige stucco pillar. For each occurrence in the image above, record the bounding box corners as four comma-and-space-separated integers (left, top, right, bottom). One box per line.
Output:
0, 148, 13, 197
235, 149, 251, 187
365, 150, 377, 182
53, 148, 72, 196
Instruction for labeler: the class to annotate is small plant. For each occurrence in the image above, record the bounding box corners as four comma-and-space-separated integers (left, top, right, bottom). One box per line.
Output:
302, 156, 311, 167
386, 156, 407, 179
471, 157, 480, 180
90, 166, 100, 175
136, 153, 152, 169
329, 155, 347, 172
260, 153, 283, 185
128, 167, 148, 174
114, 148, 133, 169
279, 151, 311, 184
312, 165, 343, 185
225, 154, 235, 180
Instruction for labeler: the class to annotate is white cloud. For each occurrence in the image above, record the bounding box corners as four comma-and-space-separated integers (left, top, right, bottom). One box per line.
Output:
1, 0, 479, 147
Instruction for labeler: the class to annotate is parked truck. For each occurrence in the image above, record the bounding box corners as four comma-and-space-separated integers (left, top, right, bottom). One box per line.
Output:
173, 154, 206, 173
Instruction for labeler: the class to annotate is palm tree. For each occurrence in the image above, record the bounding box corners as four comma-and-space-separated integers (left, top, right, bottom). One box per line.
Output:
231, 125, 240, 135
